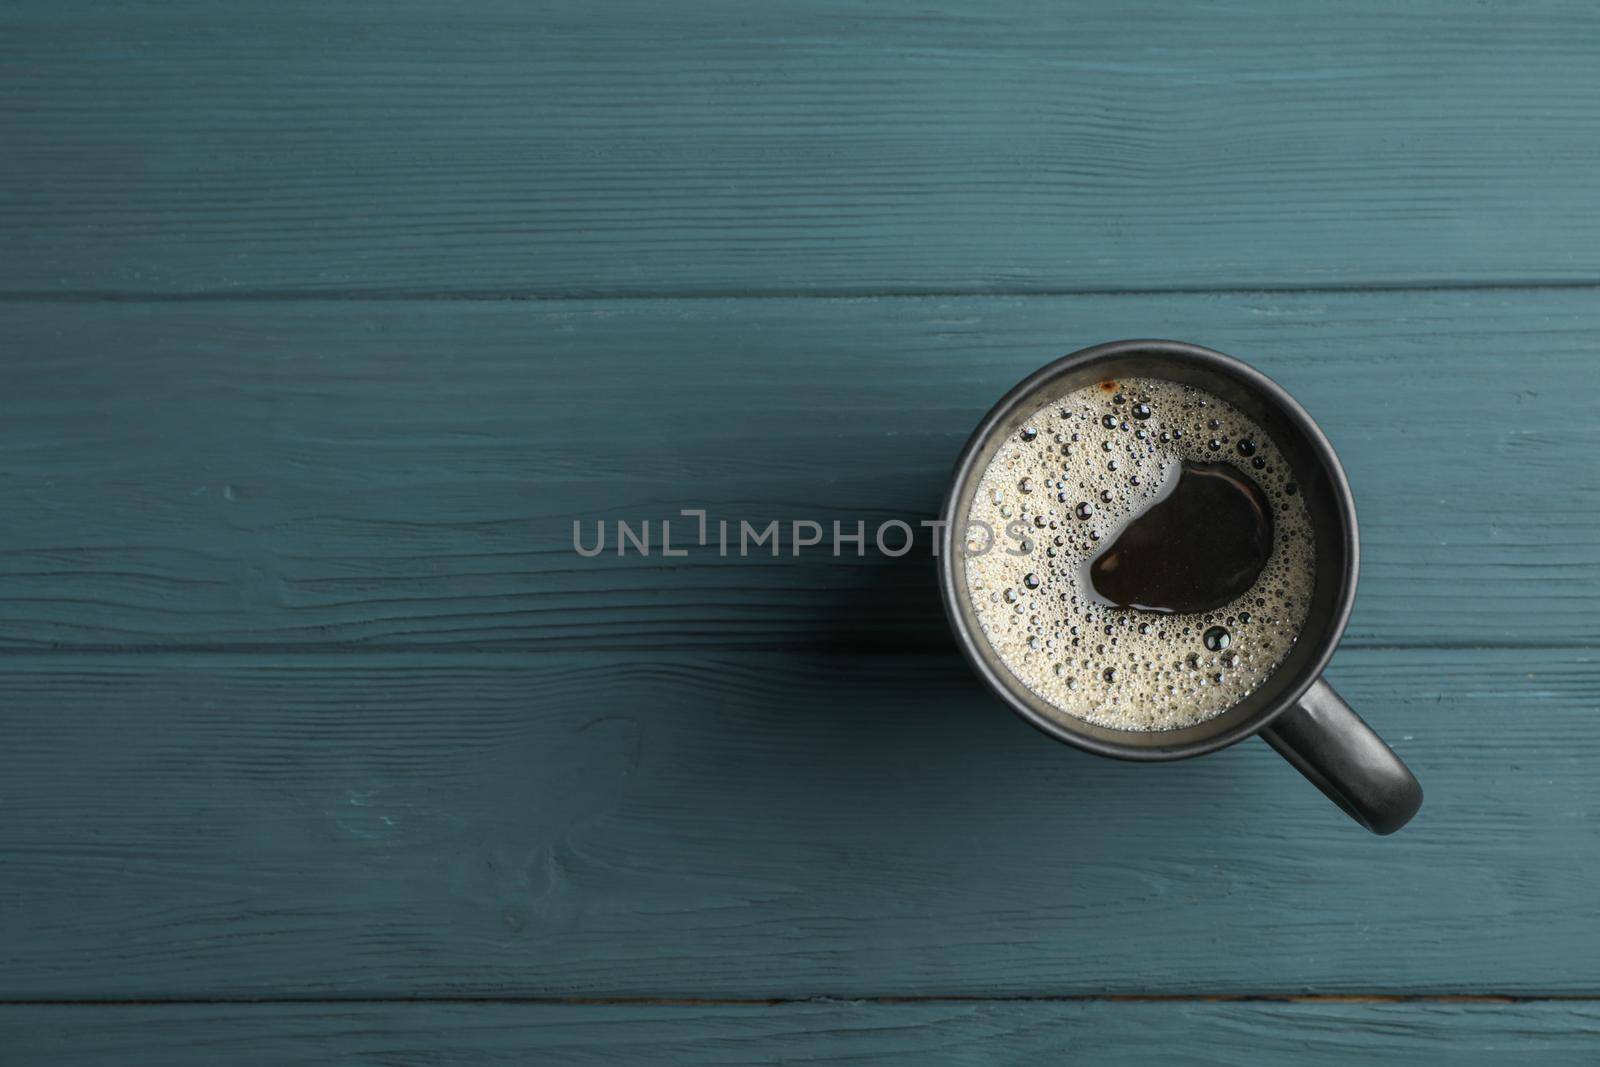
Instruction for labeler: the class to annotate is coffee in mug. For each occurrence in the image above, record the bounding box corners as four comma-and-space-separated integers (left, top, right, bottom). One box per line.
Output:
963, 377, 1314, 731
938, 341, 1422, 834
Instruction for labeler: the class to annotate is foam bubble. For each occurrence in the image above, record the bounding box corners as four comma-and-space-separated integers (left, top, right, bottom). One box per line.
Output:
963, 377, 1316, 731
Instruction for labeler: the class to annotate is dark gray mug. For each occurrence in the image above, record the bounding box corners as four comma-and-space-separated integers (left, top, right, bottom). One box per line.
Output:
937, 340, 1422, 834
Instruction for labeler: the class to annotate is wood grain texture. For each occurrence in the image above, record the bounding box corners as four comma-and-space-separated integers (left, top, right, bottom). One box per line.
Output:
2, 292, 1595, 651
7, 1000, 1600, 1065
1, 648, 1592, 998
4, 0, 1600, 296
4, 0, 1598, 1044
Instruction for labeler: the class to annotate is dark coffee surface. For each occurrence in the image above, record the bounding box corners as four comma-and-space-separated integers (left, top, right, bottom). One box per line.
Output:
965, 376, 1314, 730
1085, 460, 1273, 615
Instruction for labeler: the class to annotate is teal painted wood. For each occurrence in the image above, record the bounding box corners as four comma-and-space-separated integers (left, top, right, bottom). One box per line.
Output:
1, 292, 1596, 652
3, 0, 1599, 1050
7, 1001, 1600, 1065
0, 648, 1592, 998
4, 0, 1600, 296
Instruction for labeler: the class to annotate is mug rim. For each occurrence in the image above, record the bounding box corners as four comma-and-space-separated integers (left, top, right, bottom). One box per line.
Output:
936, 339, 1359, 761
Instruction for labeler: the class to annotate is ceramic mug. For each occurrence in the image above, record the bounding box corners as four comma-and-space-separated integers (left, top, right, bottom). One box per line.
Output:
937, 340, 1422, 834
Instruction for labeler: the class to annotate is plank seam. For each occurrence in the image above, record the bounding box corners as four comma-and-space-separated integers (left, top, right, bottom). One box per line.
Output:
4, 995, 1599, 1007
4, 280, 1600, 303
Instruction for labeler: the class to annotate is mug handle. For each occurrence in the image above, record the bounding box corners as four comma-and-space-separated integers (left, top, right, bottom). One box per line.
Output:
1260, 678, 1422, 835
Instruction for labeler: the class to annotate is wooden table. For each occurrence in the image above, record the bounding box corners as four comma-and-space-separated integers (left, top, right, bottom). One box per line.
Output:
4, 2, 1599, 1061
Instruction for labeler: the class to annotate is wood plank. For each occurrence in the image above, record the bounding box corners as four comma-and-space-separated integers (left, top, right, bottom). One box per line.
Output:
4, 0, 1600, 296
6, 1000, 1600, 1065
1, 648, 1593, 998
1, 292, 1595, 651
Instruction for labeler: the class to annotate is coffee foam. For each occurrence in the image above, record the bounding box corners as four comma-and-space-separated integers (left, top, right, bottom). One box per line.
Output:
962, 377, 1315, 731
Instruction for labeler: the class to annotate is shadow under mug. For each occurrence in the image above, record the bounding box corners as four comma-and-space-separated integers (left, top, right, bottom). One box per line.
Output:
937, 340, 1423, 835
